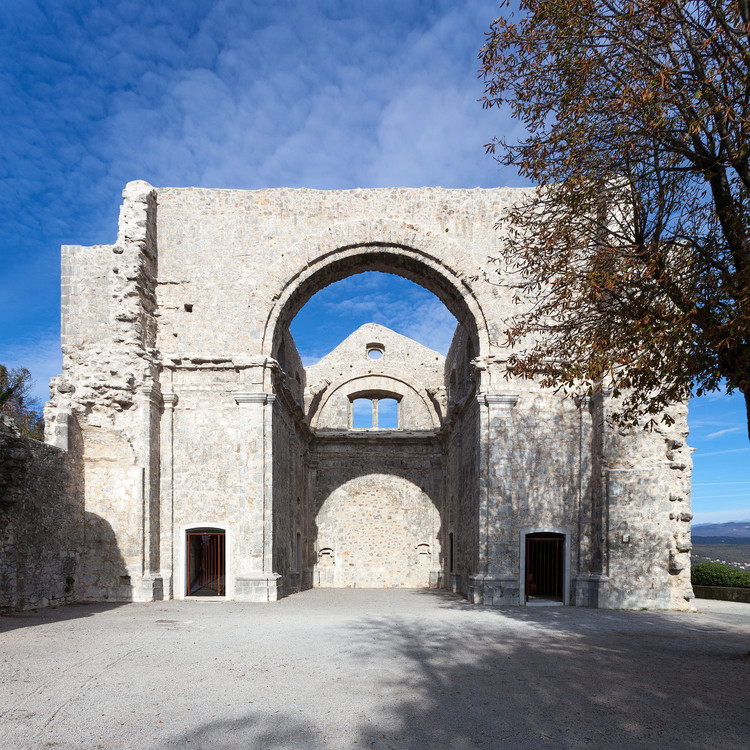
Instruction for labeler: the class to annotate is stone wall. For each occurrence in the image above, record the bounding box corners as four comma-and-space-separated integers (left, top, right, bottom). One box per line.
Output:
314, 474, 437, 588
443, 324, 480, 596
50, 180, 163, 603
151, 185, 515, 361
443, 402, 481, 596
0, 417, 85, 611
166, 375, 241, 598
34, 181, 694, 610
598, 397, 693, 610
307, 323, 445, 431
310, 435, 443, 589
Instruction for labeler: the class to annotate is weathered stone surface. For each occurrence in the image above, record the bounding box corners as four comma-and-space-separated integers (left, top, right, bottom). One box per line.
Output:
0, 417, 85, 611
5, 181, 693, 611
307, 323, 444, 430
314, 473, 438, 588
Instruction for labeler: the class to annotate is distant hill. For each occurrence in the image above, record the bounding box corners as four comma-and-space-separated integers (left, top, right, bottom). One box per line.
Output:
692, 521, 750, 539
692, 522, 750, 569
692, 526, 750, 568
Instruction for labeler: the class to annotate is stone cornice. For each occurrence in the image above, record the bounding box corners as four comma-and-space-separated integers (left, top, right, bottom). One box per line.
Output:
139, 382, 162, 403
477, 393, 518, 408
162, 392, 178, 407
233, 392, 276, 405
162, 354, 280, 371
574, 395, 591, 409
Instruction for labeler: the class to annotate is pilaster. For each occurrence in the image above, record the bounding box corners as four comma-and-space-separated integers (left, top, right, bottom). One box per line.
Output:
572, 395, 611, 606
134, 382, 163, 602
233, 390, 281, 602
471, 392, 519, 605
159, 392, 177, 599
575, 396, 594, 578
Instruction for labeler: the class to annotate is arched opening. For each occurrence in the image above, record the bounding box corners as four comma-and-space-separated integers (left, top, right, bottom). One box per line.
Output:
266, 240, 489, 599
313, 372, 438, 431
312, 474, 441, 589
349, 392, 401, 430
264, 243, 490, 362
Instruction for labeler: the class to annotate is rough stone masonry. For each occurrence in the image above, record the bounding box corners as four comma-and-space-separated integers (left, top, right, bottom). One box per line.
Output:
2, 181, 694, 611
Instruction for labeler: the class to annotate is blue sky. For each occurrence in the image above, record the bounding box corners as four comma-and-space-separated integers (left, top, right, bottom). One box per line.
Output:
0, 0, 747, 524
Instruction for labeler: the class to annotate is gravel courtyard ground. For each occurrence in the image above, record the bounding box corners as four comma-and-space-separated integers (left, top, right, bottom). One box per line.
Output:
1, 589, 748, 750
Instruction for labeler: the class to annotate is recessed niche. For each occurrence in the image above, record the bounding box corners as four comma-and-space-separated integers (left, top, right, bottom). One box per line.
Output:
318, 548, 335, 566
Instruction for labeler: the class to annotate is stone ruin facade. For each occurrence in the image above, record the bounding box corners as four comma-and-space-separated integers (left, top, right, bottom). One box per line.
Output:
1, 181, 695, 611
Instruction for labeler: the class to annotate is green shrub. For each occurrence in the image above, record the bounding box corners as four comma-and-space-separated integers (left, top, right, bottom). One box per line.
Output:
691, 562, 750, 589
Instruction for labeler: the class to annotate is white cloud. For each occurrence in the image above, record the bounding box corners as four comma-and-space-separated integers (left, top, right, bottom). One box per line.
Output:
693, 481, 750, 486
71, 0, 517, 194
705, 426, 743, 440
397, 298, 458, 355
693, 447, 750, 458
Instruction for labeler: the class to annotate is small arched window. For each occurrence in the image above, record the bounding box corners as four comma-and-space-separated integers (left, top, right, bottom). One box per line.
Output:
349, 392, 401, 430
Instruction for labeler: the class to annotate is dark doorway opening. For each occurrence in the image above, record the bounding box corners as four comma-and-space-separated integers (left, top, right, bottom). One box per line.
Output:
525, 533, 564, 603
186, 529, 226, 596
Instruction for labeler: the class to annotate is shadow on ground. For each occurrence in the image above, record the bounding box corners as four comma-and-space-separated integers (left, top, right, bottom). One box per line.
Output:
4, 589, 748, 749
162, 591, 750, 750
0, 601, 128, 633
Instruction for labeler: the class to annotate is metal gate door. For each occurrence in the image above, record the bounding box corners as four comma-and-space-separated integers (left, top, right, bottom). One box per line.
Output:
525, 533, 564, 602
186, 530, 226, 596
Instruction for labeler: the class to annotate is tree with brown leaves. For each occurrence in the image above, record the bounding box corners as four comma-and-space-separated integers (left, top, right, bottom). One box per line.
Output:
480, 0, 750, 437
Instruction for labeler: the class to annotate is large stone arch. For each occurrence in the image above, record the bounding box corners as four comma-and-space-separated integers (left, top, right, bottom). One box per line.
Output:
260, 218, 493, 363
263, 219, 494, 602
